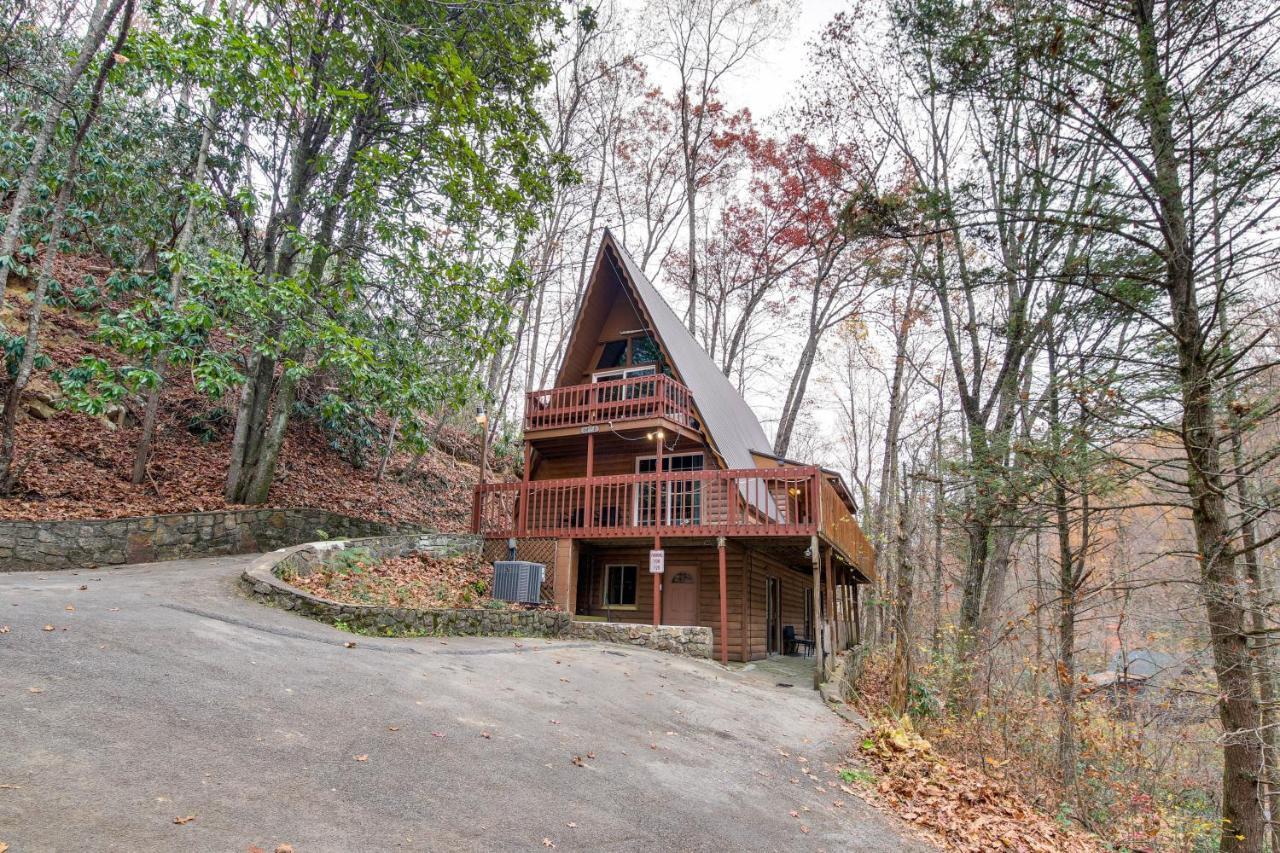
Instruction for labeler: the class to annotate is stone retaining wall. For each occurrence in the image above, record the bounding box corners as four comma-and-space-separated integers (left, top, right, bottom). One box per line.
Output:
0, 508, 424, 572
241, 534, 566, 638
568, 620, 713, 659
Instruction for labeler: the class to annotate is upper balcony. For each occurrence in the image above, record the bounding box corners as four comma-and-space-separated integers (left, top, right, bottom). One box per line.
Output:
523, 374, 695, 436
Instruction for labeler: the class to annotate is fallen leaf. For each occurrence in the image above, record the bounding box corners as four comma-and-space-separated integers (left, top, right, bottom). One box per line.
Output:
247, 847, 266, 853
481, 731, 491, 739
173, 815, 196, 825
0, 842, 8, 853
800, 826, 810, 834
565, 822, 577, 828
42, 625, 54, 632
571, 755, 585, 767
344, 641, 356, 648
0, 626, 8, 634
78, 585, 88, 591
109, 608, 120, 612
431, 731, 445, 738
387, 726, 400, 732
789, 810, 799, 818
542, 838, 555, 848
275, 846, 294, 853
27, 687, 43, 694
586, 752, 596, 760
65, 605, 75, 612
353, 754, 368, 762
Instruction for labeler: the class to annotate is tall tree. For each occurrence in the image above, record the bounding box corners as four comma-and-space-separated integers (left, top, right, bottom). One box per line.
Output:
644, 0, 784, 337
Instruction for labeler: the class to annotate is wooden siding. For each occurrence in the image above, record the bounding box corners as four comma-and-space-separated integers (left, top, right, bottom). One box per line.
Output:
574, 542, 750, 662
741, 548, 815, 662
571, 541, 813, 663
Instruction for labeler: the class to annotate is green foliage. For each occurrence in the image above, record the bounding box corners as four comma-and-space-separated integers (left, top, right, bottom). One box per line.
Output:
840, 767, 875, 785
329, 548, 374, 577
294, 393, 380, 468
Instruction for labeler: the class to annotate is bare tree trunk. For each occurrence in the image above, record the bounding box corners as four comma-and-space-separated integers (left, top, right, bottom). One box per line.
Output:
680, 101, 698, 336
1129, 2, 1263, 846
242, 370, 297, 504
889, 474, 916, 716
1048, 341, 1077, 789
375, 415, 398, 484
772, 329, 818, 458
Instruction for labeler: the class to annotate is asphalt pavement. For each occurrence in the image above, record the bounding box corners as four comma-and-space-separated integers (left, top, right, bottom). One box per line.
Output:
0, 555, 929, 852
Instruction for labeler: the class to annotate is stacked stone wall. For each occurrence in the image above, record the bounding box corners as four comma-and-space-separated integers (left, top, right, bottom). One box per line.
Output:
241, 534, 564, 638
568, 620, 713, 659
0, 508, 423, 571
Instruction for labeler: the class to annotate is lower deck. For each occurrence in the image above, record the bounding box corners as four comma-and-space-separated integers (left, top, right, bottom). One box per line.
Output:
484, 535, 860, 665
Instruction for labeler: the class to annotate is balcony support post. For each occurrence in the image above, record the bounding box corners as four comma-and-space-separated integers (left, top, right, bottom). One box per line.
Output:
717, 536, 728, 666
811, 534, 823, 689
852, 581, 861, 645
585, 433, 594, 533
825, 546, 837, 656
653, 431, 664, 627
517, 444, 531, 537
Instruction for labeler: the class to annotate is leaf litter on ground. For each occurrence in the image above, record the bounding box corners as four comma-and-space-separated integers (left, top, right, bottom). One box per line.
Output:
853, 716, 1104, 852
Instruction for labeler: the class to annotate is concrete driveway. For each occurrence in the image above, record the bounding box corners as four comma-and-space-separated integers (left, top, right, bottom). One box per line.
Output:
0, 556, 928, 852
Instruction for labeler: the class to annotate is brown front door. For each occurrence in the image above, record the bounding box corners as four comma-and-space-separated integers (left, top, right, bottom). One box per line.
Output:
664, 568, 699, 626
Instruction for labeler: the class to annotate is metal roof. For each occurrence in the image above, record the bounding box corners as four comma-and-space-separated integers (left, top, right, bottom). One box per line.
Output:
601, 230, 773, 472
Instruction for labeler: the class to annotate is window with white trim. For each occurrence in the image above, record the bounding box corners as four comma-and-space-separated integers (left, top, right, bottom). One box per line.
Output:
635, 453, 704, 526
603, 564, 638, 608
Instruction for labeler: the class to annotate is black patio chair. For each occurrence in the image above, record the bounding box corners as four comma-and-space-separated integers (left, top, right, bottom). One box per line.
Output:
783, 625, 814, 657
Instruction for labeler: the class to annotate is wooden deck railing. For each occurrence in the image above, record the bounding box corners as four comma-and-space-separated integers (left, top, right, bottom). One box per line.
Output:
818, 477, 876, 579
523, 374, 695, 432
474, 467, 821, 539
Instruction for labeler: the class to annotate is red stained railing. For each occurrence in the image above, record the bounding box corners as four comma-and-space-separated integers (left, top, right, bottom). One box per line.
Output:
473, 467, 823, 540
523, 374, 695, 432
819, 477, 877, 579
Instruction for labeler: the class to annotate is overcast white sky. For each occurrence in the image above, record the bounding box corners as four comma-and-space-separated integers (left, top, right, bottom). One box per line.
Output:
714, 1, 837, 117
615, 0, 842, 119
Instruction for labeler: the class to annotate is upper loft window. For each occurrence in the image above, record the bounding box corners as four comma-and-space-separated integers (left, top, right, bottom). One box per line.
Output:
597, 339, 628, 369
630, 335, 659, 365
596, 335, 660, 371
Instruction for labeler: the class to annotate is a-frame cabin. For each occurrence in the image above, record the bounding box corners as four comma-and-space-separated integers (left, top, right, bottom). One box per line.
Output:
474, 231, 875, 668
